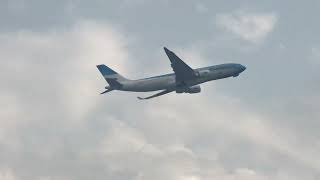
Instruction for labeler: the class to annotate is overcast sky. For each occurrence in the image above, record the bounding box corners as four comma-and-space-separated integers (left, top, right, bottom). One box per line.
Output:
1, 0, 320, 180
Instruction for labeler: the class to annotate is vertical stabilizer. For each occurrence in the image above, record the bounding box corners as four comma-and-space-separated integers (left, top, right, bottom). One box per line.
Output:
96, 64, 128, 88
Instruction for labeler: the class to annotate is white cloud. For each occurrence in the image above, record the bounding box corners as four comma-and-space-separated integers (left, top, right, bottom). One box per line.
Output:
178, 175, 201, 180
216, 11, 277, 43
0, 20, 130, 179
0, 169, 16, 180
0, 19, 318, 180
100, 120, 162, 156
0, 20, 128, 124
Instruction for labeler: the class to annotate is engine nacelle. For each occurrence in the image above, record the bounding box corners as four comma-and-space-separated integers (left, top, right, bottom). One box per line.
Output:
176, 85, 201, 94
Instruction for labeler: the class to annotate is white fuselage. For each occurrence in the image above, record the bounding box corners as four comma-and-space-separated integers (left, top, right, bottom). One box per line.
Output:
117, 63, 245, 92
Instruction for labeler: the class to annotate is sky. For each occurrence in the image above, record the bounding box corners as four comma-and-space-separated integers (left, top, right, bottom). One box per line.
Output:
0, 0, 320, 179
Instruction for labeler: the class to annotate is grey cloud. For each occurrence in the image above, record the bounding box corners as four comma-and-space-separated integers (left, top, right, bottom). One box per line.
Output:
1, 0, 320, 180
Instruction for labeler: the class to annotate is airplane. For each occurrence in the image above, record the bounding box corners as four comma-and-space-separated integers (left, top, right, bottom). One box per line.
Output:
96, 47, 246, 100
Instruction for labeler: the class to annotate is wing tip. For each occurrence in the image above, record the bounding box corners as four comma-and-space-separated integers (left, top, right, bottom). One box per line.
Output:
164, 47, 171, 53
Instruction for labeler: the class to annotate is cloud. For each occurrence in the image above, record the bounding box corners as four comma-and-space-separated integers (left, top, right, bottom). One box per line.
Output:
0, 19, 318, 180
0, 169, 16, 180
0, 20, 130, 180
7, 0, 27, 14
216, 11, 277, 43
0, 20, 128, 121
311, 47, 320, 63
194, 3, 208, 14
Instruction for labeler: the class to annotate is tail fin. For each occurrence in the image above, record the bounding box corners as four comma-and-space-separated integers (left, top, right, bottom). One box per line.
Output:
96, 64, 129, 88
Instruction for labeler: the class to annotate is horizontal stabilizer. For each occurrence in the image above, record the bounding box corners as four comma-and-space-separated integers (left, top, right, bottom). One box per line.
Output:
100, 88, 113, 95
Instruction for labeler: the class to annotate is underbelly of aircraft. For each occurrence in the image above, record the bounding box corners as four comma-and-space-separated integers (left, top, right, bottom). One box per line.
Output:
121, 78, 176, 92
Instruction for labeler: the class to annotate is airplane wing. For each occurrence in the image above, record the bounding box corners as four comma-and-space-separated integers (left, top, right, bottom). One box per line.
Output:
137, 89, 173, 100
164, 47, 197, 83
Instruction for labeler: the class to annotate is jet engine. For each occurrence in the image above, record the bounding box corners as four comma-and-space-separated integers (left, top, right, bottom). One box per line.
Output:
176, 85, 201, 94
